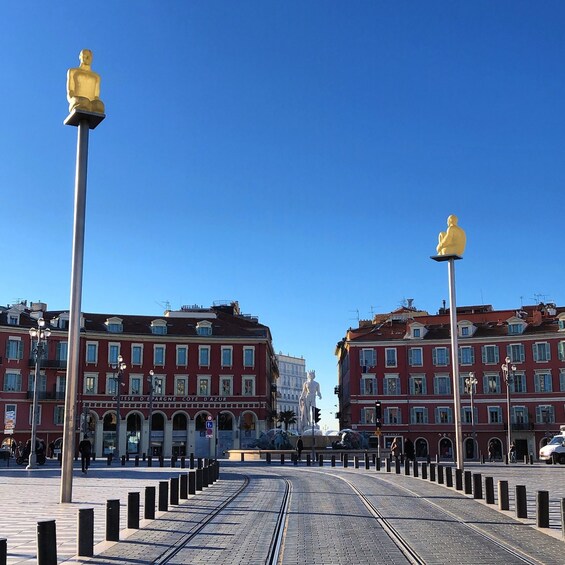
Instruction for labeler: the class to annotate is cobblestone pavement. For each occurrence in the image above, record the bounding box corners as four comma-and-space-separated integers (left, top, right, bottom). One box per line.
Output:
0, 458, 564, 564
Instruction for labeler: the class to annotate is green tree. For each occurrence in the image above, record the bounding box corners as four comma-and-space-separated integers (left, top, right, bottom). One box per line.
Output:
277, 410, 297, 431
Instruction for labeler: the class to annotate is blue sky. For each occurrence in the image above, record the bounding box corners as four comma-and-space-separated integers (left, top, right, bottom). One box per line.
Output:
2, 2, 565, 428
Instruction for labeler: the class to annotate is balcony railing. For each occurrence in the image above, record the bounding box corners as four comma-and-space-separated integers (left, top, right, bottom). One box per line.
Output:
26, 390, 66, 401
28, 358, 67, 369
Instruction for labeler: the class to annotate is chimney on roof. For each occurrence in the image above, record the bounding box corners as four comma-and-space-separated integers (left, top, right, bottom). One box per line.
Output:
407, 298, 414, 309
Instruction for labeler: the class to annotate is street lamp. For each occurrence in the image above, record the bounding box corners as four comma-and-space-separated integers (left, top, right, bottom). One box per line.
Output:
501, 356, 516, 460
465, 372, 478, 457
28, 318, 51, 469
146, 370, 155, 457
111, 355, 127, 460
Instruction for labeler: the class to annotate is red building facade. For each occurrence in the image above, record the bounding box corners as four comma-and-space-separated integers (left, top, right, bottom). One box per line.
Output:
335, 302, 565, 461
0, 300, 278, 458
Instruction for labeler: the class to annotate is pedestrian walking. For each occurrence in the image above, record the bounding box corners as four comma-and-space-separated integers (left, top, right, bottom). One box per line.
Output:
296, 436, 304, 461
509, 441, 517, 463
488, 440, 496, 462
79, 435, 92, 474
391, 437, 401, 460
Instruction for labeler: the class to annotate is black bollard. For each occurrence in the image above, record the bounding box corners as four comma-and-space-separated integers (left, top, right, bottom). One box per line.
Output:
106, 500, 120, 542
386, 458, 391, 472
121, 455, 126, 466
319, 454, 324, 467
37, 519, 57, 565
145, 486, 156, 519
307, 454, 311, 467
181, 456, 186, 468
473, 473, 482, 499
485, 476, 494, 504
395, 458, 401, 474
429, 463, 436, 482
128, 492, 140, 529
196, 468, 203, 491
0, 538, 6, 565
344, 454, 349, 468
266, 453, 271, 464
143, 453, 146, 461
404, 459, 410, 476
413, 461, 419, 478
197, 457, 203, 469
171, 455, 177, 468
537, 491, 550, 528
180, 473, 188, 499
280, 454, 285, 465
498, 480, 509, 510
190, 453, 195, 469
107, 455, 112, 466
170, 477, 179, 505
464, 471, 472, 495
189, 470, 196, 495
202, 466, 209, 487
529, 453, 534, 465
455, 468, 463, 491
158, 481, 168, 512
421, 462, 427, 480
354, 456, 359, 469
445, 466, 452, 487
515, 485, 527, 518
437, 465, 444, 484
77, 508, 94, 557
159, 456, 164, 467
148, 456, 152, 467
331, 455, 336, 467
135, 456, 139, 467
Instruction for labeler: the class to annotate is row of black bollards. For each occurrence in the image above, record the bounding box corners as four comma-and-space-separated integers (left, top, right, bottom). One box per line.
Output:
29, 460, 220, 564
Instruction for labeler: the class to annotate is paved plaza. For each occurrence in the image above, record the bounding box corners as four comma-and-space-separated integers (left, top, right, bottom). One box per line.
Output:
0, 457, 563, 564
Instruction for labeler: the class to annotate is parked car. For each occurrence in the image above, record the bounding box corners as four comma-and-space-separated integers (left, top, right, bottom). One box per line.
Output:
539, 434, 565, 464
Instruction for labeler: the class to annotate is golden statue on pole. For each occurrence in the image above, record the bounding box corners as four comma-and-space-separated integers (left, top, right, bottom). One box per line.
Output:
66, 49, 105, 114
436, 214, 466, 256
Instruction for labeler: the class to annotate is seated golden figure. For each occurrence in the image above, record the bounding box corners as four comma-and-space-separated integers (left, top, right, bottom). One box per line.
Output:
67, 49, 105, 114
436, 214, 466, 256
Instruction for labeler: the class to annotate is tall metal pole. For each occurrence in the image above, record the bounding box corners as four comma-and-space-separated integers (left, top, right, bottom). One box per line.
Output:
147, 371, 154, 457
447, 258, 464, 470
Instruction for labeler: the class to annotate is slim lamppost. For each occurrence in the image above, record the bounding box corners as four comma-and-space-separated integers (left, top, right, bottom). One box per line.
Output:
147, 370, 155, 457
28, 318, 51, 469
501, 356, 516, 459
465, 372, 478, 457
112, 355, 127, 460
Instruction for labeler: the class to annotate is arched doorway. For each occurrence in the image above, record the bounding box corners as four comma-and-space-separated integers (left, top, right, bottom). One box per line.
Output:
488, 437, 503, 461
195, 412, 211, 457
172, 412, 188, 456
126, 413, 142, 455
464, 437, 476, 459
151, 412, 165, 456
218, 412, 234, 455
415, 438, 428, 459
439, 437, 453, 459
239, 412, 257, 449
102, 412, 117, 456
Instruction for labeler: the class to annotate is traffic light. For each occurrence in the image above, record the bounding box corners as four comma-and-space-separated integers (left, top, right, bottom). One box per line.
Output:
375, 400, 382, 420
313, 407, 321, 423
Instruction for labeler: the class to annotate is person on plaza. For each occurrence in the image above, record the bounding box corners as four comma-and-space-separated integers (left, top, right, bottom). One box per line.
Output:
509, 441, 517, 463
78, 435, 92, 474
488, 440, 496, 462
404, 438, 415, 461
391, 437, 401, 461
296, 436, 304, 461
48, 441, 55, 459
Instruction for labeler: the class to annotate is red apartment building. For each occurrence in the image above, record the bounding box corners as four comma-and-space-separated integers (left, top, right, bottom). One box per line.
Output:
0, 300, 278, 458
335, 302, 565, 461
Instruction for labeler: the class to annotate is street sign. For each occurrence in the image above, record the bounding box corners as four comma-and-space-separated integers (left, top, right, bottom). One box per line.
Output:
374, 429, 382, 437
206, 415, 213, 421
206, 421, 213, 429
206, 429, 213, 438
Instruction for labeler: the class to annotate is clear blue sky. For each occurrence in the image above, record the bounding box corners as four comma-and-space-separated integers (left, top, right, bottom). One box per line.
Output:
2, 2, 565, 429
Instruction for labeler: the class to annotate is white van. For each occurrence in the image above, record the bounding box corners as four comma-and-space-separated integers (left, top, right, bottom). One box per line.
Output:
539, 431, 565, 464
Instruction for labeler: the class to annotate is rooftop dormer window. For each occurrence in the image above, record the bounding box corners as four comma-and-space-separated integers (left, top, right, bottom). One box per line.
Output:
196, 320, 212, 337
406, 322, 427, 340
151, 319, 167, 335
506, 316, 526, 336
105, 317, 123, 333
457, 320, 475, 338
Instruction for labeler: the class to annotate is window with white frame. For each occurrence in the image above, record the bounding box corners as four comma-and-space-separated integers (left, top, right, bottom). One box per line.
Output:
4, 371, 22, 392
434, 375, 451, 395
243, 347, 255, 368
411, 407, 428, 424
512, 406, 528, 424
432, 347, 449, 366
131, 344, 143, 366
221, 346, 233, 367
385, 407, 400, 424
459, 346, 474, 365
533, 342, 551, 362
199, 346, 210, 367
412, 327, 422, 338
488, 406, 502, 423
560, 370, 565, 392
481, 345, 499, 365
108, 343, 120, 365
154, 345, 166, 366
151, 320, 167, 335
56, 375, 66, 396
130, 376, 142, 395
361, 376, 376, 395
8, 314, 18, 325
507, 343, 525, 364
54, 406, 65, 425
86, 342, 98, 364
410, 375, 426, 395
105, 318, 123, 333
359, 348, 376, 369
362, 407, 376, 424
106, 374, 119, 395
6, 338, 23, 360
435, 407, 452, 423
559, 342, 565, 362
28, 372, 47, 393
512, 372, 526, 393
29, 404, 41, 426
175, 375, 188, 396
198, 376, 210, 396
56, 341, 68, 362
383, 375, 400, 395
196, 321, 212, 336
484, 374, 501, 394
176, 345, 188, 366
242, 376, 255, 396
385, 348, 397, 368
84, 373, 97, 394
220, 376, 233, 396
408, 348, 423, 366
508, 323, 524, 335
462, 407, 474, 424
537, 405, 555, 424
153, 376, 164, 395
534, 372, 552, 393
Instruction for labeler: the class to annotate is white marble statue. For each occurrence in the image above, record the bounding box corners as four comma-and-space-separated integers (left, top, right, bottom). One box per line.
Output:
299, 370, 322, 432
